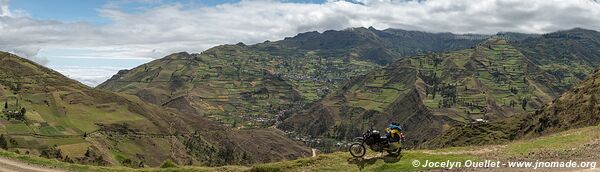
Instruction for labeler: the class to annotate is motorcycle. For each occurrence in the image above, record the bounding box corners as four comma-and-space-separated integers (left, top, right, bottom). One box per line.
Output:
349, 127, 404, 158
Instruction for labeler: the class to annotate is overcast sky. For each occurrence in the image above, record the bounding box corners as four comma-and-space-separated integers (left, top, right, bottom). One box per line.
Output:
1, 0, 600, 86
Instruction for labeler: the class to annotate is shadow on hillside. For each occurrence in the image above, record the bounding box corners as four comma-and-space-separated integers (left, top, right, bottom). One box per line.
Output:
347, 153, 402, 170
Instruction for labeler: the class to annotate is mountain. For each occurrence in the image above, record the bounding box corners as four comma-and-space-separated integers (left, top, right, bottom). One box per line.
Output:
281, 29, 600, 147
0, 52, 309, 167
515, 28, 600, 82
97, 27, 487, 129
517, 28, 600, 63
269, 27, 490, 65
2, 27, 600, 171
421, 28, 600, 148
424, 64, 600, 148
494, 32, 540, 41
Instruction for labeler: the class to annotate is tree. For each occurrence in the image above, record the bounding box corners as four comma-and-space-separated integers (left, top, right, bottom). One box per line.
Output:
521, 98, 528, 110
40, 147, 63, 159
0, 134, 7, 149
432, 84, 438, 99
589, 95, 597, 114
20, 107, 26, 116
64, 155, 74, 163
510, 87, 518, 94
231, 120, 238, 128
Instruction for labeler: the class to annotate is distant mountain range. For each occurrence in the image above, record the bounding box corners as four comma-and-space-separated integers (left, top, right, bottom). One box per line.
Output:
3, 27, 600, 167
98, 27, 600, 148
97, 27, 488, 130
282, 28, 600, 147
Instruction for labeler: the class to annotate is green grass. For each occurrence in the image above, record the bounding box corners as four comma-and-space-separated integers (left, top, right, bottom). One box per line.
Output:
160, 159, 178, 168
39, 126, 62, 135
44, 137, 86, 146
251, 150, 478, 172
372, 152, 477, 171
504, 125, 600, 156
7, 136, 86, 149
0, 146, 248, 172
6, 123, 32, 134
2, 125, 600, 172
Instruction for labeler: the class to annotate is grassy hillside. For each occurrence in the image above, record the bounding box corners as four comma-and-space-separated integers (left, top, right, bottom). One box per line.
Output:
0, 52, 310, 167
3, 123, 599, 171
281, 36, 594, 148
425, 61, 600, 148
97, 27, 485, 129
254, 124, 600, 171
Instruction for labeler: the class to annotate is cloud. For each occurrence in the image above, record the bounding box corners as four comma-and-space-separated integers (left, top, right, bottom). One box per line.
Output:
0, 0, 10, 17
1, 0, 600, 86
48, 65, 127, 87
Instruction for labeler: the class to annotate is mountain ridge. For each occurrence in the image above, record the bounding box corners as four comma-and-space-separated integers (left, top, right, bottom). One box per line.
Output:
424, 64, 600, 148
97, 27, 488, 131
97, 27, 600, 150
0, 51, 310, 167
280, 33, 600, 147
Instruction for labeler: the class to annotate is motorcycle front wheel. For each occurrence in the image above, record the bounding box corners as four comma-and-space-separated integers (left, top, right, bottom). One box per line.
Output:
349, 143, 366, 158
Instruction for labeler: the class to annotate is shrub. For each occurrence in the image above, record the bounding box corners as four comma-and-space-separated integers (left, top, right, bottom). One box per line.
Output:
160, 159, 178, 168
249, 165, 282, 172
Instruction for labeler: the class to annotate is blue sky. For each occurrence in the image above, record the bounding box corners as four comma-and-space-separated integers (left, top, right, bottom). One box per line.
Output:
10, 0, 326, 24
1, 0, 600, 86
4, 0, 329, 86
11, 0, 109, 23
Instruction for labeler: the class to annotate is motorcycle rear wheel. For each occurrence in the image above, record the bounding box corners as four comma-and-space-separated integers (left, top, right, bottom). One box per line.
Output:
349, 143, 366, 158
386, 147, 402, 156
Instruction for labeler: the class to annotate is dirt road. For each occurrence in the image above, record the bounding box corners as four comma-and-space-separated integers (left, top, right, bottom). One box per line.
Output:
0, 157, 67, 172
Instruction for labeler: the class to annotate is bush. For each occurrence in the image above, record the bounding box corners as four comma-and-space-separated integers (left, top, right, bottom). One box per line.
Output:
0, 134, 7, 149
249, 165, 282, 172
160, 159, 178, 168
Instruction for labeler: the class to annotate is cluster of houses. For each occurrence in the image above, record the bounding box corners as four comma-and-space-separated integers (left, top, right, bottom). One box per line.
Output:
3, 101, 26, 121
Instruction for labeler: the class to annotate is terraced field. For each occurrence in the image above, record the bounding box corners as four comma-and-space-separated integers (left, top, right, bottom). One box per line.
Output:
413, 38, 563, 121
282, 37, 595, 149
98, 46, 379, 129
98, 27, 486, 128
0, 52, 311, 167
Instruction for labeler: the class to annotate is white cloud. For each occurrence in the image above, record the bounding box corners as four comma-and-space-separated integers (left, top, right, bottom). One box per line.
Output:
1, 0, 600, 86
0, 0, 10, 17
49, 65, 127, 87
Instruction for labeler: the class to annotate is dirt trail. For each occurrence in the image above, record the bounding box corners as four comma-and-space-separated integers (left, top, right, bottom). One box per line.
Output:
421, 145, 506, 156
0, 157, 67, 172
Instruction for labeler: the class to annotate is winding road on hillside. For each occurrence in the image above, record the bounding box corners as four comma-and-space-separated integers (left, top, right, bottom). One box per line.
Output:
0, 157, 66, 172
